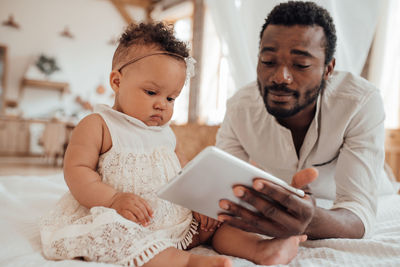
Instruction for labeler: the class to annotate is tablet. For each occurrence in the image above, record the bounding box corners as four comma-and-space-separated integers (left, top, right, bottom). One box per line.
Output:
157, 146, 304, 220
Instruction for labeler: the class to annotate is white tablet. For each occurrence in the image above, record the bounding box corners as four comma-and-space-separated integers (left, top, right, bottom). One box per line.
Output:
157, 146, 304, 220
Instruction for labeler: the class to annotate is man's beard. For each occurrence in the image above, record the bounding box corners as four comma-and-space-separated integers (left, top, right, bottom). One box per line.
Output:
258, 78, 325, 118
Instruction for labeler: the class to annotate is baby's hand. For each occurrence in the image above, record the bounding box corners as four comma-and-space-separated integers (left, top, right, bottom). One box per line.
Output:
193, 211, 222, 232
110, 192, 153, 226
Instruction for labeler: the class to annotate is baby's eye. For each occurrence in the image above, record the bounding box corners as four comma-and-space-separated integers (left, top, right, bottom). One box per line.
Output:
167, 97, 175, 102
145, 90, 156, 96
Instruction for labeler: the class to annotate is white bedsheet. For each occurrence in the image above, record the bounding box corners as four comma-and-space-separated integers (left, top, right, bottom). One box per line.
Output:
1, 173, 400, 267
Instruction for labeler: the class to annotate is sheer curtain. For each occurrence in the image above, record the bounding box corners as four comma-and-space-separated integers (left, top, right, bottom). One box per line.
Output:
200, 0, 382, 124
368, 0, 400, 128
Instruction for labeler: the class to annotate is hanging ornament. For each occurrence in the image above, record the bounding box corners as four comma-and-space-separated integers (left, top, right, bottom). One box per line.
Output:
60, 26, 74, 39
35, 54, 60, 77
96, 84, 106, 95
75, 96, 93, 111
2, 14, 20, 29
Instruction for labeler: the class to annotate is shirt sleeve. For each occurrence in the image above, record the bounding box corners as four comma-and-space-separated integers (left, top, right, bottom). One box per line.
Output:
331, 89, 385, 238
216, 104, 249, 162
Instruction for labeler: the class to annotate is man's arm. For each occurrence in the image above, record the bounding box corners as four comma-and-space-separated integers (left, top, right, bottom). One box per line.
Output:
218, 90, 385, 239
328, 89, 385, 238
218, 169, 316, 238
217, 168, 364, 239
305, 207, 364, 239
282, 166, 366, 239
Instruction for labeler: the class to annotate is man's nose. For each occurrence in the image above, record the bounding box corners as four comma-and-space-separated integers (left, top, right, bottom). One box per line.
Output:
271, 65, 293, 84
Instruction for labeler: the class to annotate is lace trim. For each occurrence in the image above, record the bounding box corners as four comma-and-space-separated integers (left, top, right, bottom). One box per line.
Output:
177, 218, 198, 250
123, 218, 198, 266
123, 241, 170, 266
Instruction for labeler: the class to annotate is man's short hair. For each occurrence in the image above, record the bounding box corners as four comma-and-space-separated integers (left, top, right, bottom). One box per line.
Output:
112, 22, 189, 70
260, 1, 337, 65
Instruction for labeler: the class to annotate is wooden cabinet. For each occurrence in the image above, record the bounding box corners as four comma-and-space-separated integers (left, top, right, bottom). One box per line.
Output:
0, 117, 30, 155
0, 117, 75, 159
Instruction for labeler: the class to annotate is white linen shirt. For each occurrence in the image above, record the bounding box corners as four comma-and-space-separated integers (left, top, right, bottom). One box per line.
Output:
216, 71, 394, 237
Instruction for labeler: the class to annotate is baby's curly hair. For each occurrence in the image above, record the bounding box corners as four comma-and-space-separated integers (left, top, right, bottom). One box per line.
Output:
112, 22, 189, 70
260, 1, 336, 65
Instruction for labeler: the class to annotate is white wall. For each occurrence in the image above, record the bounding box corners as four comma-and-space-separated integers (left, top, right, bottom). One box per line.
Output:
0, 0, 141, 118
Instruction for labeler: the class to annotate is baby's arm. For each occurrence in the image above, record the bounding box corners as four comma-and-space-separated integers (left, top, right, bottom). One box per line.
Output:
64, 114, 116, 208
64, 114, 153, 225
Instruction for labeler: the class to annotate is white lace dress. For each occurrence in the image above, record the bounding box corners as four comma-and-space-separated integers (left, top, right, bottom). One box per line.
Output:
40, 104, 197, 266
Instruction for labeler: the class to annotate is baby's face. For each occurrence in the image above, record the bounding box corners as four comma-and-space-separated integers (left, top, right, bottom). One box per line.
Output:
112, 48, 186, 126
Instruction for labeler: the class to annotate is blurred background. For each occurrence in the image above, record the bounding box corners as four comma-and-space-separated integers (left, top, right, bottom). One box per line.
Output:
0, 0, 399, 177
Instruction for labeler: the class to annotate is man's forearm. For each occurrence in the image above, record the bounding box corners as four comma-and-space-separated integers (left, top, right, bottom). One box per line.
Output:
305, 207, 365, 239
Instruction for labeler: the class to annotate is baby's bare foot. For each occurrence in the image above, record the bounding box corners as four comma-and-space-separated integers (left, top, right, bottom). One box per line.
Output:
253, 235, 306, 265
187, 253, 232, 267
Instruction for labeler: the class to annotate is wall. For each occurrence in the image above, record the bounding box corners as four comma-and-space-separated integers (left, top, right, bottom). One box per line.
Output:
0, 0, 145, 118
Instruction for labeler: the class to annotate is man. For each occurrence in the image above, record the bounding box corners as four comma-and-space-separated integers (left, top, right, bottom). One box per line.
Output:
216, 1, 393, 239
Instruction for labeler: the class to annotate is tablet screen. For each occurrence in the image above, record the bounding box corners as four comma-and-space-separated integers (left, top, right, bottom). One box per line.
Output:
157, 146, 304, 220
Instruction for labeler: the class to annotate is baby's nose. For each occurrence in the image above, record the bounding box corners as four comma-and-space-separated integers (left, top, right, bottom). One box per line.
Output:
154, 99, 167, 110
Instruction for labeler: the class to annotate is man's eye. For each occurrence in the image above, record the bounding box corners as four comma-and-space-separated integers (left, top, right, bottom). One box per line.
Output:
145, 90, 156, 95
167, 97, 175, 102
294, 64, 310, 69
261, 61, 275, 66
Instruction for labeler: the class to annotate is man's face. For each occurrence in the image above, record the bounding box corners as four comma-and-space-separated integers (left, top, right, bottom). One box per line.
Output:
257, 25, 332, 118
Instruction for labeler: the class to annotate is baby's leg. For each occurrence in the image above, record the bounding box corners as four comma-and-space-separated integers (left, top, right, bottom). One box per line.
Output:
212, 224, 306, 265
142, 247, 232, 267
185, 227, 216, 250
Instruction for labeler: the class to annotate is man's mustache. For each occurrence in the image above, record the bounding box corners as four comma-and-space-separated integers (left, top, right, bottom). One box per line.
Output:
264, 84, 300, 98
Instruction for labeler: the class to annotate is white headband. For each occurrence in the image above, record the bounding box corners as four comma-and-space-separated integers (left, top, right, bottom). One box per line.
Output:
117, 51, 196, 82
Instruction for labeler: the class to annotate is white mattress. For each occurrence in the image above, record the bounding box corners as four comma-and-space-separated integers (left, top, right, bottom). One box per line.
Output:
1, 173, 400, 267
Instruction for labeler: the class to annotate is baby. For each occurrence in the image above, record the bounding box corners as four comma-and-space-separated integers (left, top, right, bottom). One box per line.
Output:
40, 22, 305, 267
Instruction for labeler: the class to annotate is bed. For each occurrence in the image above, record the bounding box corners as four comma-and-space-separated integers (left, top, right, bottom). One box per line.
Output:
1, 173, 400, 267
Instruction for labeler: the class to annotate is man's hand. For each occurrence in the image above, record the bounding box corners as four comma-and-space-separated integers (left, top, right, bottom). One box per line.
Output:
110, 192, 153, 226
193, 212, 222, 232
217, 168, 318, 237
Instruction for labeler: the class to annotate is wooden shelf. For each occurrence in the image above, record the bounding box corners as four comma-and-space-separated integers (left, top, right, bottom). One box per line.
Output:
20, 78, 69, 94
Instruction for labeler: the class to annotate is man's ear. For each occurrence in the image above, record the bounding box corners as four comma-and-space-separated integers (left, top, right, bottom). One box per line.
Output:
110, 70, 122, 93
323, 58, 335, 80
